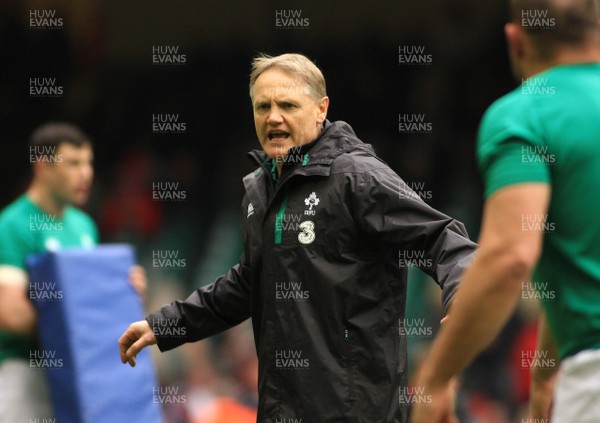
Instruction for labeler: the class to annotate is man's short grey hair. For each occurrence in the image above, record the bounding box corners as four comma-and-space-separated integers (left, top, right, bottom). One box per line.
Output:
249, 53, 327, 101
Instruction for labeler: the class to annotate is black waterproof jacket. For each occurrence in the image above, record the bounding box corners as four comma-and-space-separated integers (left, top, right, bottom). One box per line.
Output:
147, 120, 477, 423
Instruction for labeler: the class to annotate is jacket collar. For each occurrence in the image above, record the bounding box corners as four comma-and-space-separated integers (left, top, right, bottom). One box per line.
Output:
247, 120, 374, 178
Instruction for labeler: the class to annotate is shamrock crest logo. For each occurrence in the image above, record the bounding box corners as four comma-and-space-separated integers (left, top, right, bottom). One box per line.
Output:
304, 192, 320, 215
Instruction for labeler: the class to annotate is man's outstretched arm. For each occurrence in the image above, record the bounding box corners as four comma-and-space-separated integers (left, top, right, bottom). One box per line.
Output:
410, 183, 550, 423
118, 253, 252, 366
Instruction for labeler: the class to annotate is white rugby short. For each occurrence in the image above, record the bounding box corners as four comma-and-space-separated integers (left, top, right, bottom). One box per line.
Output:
552, 348, 600, 422
0, 358, 53, 422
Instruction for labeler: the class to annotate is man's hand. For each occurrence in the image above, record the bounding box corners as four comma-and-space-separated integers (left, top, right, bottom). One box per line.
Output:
410, 378, 458, 423
529, 372, 556, 421
529, 313, 558, 421
128, 265, 147, 299
118, 320, 156, 367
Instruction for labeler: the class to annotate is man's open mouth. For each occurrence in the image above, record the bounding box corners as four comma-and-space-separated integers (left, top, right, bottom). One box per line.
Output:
268, 131, 290, 141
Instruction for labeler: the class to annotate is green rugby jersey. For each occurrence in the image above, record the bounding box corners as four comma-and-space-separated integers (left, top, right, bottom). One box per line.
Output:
477, 63, 600, 359
0, 195, 98, 362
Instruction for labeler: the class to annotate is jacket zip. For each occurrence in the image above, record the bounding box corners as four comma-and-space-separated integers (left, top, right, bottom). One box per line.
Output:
272, 154, 309, 245
248, 151, 306, 245
274, 186, 290, 244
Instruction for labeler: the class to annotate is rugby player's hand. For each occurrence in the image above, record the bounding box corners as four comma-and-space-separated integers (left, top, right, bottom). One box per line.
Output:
529, 371, 555, 422
409, 305, 459, 422
410, 377, 459, 423
128, 265, 147, 299
118, 320, 156, 367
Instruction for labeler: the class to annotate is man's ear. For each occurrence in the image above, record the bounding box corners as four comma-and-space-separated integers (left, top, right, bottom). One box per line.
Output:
316, 96, 329, 124
505, 23, 525, 61
32, 160, 50, 180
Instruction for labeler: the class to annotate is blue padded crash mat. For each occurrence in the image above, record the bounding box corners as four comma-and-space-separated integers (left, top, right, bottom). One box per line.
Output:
27, 245, 163, 423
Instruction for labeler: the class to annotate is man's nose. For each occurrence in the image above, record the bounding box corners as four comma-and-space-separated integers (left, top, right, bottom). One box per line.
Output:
267, 108, 284, 124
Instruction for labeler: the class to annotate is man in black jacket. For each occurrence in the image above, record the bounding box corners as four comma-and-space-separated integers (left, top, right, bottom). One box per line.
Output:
119, 53, 477, 423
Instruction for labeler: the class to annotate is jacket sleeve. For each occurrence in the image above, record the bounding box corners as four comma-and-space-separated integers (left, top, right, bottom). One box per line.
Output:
351, 166, 477, 314
146, 252, 252, 352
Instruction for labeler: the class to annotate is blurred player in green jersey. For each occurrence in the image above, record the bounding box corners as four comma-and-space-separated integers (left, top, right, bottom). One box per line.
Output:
411, 0, 600, 422
0, 122, 146, 421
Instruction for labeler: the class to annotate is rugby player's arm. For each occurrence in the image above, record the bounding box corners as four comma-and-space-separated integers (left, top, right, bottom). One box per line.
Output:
0, 265, 37, 336
529, 311, 558, 420
418, 182, 550, 386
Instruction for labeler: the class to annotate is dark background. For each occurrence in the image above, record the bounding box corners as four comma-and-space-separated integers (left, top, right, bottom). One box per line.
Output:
1, 0, 514, 223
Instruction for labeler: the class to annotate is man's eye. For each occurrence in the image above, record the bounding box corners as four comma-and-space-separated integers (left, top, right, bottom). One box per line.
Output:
256, 104, 269, 111
282, 103, 295, 109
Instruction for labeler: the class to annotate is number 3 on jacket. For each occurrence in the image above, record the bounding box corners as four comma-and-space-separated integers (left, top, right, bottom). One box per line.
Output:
298, 221, 315, 244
